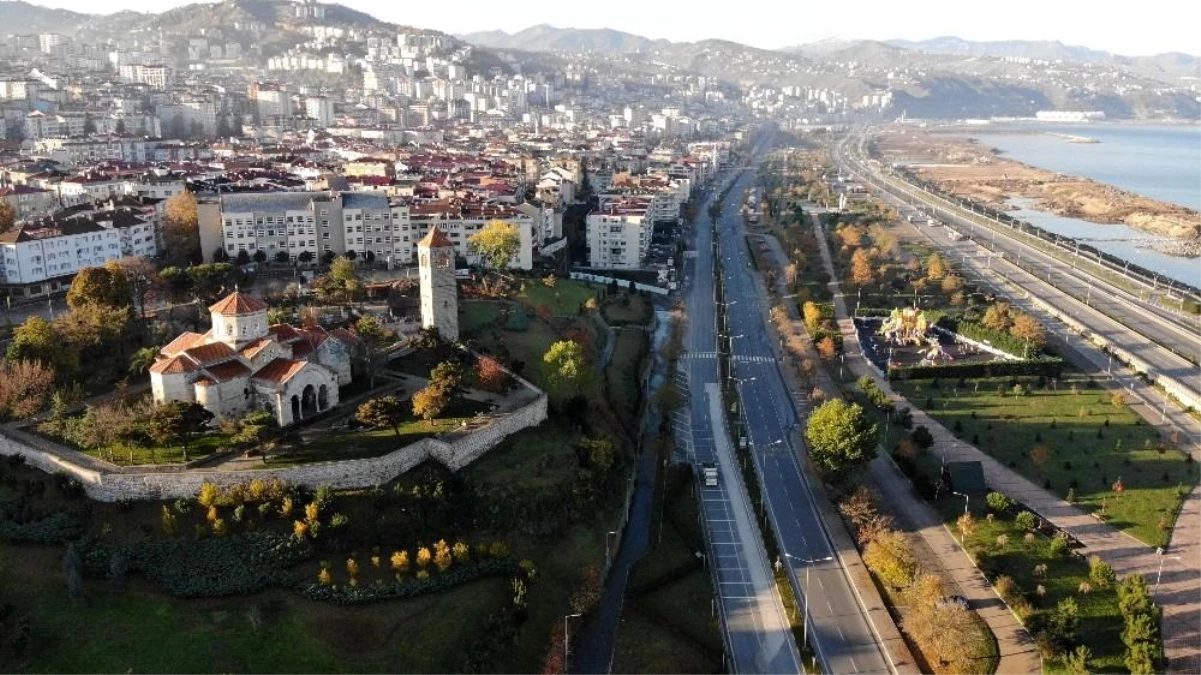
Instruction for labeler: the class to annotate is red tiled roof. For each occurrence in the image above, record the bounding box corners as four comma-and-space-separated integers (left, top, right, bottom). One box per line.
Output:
204, 360, 252, 383
238, 337, 275, 360
252, 358, 308, 385
329, 328, 358, 344
149, 355, 199, 375
161, 331, 208, 358
269, 324, 302, 343
182, 341, 236, 366
194, 376, 215, 387
416, 224, 453, 248
291, 340, 314, 359
209, 292, 268, 316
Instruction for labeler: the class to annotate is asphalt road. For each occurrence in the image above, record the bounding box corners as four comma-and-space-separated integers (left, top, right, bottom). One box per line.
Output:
714, 140, 893, 674
677, 164, 802, 674
834, 135, 1201, 401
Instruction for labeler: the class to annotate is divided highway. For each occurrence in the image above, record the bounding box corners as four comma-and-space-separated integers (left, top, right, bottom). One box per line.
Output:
678, 164, 801, 674
835, 133, 1201, 404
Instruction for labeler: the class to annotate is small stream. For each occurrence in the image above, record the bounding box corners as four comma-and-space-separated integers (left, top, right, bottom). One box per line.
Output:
570, 305, 674, 674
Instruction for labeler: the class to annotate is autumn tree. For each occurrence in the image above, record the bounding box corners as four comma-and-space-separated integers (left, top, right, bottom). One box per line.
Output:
111, 256, 159, 324
356, 396, 406, 437
805, 399, 878, 479
0, 360, 56, 421
541, 339, 593, 400
925, 253, 948, 281
67, 265, 131, 310
850, 248, 876, 286
0, 199, 15, 234
429, 360, 465, 399
469, 220, 521, 283
802, 301, 823, 331
863, 530, 917, 589
475, 355, 511, 393
903, 573, 986, 672
981, 302, 1015, 332
412, 382, 451, 422
815, 336, 838, 360
1010, 313, 1047, 353
147, 401, 214, 461
162, 191, 201, 266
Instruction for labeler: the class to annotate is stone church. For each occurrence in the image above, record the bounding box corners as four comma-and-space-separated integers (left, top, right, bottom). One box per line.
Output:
149, 292, 355, 427
149, 224, 459, 428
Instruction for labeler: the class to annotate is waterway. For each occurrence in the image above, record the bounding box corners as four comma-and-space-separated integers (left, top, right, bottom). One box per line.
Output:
965, 124, 1201, 287
1008, 198, 1201, 287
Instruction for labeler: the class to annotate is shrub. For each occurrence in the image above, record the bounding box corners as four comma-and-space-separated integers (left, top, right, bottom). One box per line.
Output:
1015, 511, 1037, 530
1049, 534, 1069, 557
1089, 556, 1116, 589
910, 425, 935, 449
986, 491, 1013, 514
994, 575, 1019, 604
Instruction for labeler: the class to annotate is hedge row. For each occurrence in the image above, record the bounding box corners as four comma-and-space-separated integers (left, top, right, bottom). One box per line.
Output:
80, 531, 312, 597
0, 512, 81, 544
890, 358, 1065, 380
299, 558, 521, 605
938, 318, 1038, 359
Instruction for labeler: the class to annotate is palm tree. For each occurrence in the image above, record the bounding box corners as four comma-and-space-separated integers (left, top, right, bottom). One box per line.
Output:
129, 346, 160, 376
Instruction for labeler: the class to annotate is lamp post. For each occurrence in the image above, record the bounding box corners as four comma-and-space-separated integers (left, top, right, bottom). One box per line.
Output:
952, 491, 970, 515
563, 613, 582, 673
605, 530, 617, 567
785, 552, 835, 661
1155, 548, 1182, 590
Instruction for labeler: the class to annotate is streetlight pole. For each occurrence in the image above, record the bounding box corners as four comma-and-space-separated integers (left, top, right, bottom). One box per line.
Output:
605, 530, 617, 568
1155, 548, 1182, 590
952, 491, 970, 515
785, 553, 834, 661
563, 613, 582, 673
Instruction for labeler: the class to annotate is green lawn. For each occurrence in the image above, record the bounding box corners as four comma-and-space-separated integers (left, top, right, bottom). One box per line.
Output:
273, 397, 493, 466
605, 330, 649, 432
517, 279, 596, 316
0, 543, 509, 673
894, 375, 1197, 547
601, 294, 653, 326
80, 431, 232, 466
471, 319, 562, 386
932, 496, 1128, 674
612, 466, 722, 674
459, 301, 504, 335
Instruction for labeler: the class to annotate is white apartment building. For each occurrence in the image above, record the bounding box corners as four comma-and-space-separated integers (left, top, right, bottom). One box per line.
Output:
32, 137, 149, 167
118, 64, 171, 89
201, 191, 538, 269
304, 96, 335, 127
0, 211, 157, 299
586, 200, 651, 269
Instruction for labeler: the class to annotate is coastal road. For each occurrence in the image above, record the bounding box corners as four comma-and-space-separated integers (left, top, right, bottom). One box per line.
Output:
677, 162, 802, 674
714, 136, 894, 674
835, 133, 1201, 403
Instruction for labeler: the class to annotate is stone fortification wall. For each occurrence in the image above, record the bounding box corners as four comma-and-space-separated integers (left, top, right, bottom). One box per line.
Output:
0, 393, 548, 502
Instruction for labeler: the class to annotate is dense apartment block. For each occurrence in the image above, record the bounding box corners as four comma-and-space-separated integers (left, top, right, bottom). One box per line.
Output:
0, 209, 158, 299
198, 191, 537, 270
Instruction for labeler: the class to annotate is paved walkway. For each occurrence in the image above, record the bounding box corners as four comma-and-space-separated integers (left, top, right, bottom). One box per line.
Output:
758, 227, 1040, 674
806, 212, 1200, 674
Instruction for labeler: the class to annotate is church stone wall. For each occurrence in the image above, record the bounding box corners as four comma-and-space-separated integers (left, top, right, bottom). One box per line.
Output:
0, 392, 548, 503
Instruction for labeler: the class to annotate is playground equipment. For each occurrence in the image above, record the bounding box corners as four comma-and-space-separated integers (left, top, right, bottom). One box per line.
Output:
879, 307, 929, 346
918, 336, 955, 366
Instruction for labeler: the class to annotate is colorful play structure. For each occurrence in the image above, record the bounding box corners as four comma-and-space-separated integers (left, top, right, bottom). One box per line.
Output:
877, 307, 954, 367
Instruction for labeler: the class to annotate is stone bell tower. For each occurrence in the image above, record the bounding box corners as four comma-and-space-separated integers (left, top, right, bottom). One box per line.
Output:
417, 225, 459, 342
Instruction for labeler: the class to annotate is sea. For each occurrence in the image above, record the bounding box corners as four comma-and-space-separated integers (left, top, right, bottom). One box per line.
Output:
965, 124, 1201, 288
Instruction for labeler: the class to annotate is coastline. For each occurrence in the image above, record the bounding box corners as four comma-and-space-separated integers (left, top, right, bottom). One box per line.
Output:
876, 128, 1201, 249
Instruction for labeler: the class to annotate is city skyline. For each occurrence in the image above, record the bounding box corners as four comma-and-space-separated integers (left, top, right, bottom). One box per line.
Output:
24, 0, 1201, 57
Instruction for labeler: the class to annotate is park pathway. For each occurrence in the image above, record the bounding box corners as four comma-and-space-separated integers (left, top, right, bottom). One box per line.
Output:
806, 211, 1200, 674
756, 225, 1040, 674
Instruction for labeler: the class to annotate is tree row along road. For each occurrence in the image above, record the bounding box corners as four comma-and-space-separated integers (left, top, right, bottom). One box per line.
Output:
835, 133, 1201, 405
717, 133, 893, 674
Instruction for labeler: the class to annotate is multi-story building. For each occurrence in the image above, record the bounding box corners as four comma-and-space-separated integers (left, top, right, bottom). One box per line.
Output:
585, 199, 651, 269
199, 191, 537, 269
0, 210, 157, 300
304, 96, 335, 127
31, 136, 149, 167
0, 185, 59, 218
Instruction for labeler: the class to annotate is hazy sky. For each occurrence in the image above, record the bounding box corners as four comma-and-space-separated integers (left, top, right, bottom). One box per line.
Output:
31, 0, 1201, 56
